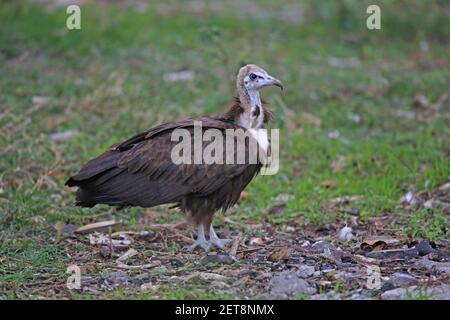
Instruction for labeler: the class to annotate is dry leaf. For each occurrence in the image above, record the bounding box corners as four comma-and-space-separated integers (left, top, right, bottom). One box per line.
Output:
400, 191, 418, 206
361, 237, 400, 251
328, 56, 360, 68
327, 130, 340, 139
164, 70, 195, 82
249, 237, 264, 246
347, 112, 361, 123
116, 260, 161, 270
275, 193, 294, 203
421, 93, 448, 122
321, 180, 337, 189
337, 226, 353, 242
324, 195, 363, 210
228, 235, 241, 257
54, 221, 65, 244
116, 248, 138, 262
353, 254, 381, 265
184, 272, 229, 282
50, 130, 80, 142
239, 191, 249, 200
300, 112, 322, 126
438, 182, 450, 192
267, 247, 293, 261
75, 220, 121, 235
412, 94, 429, 109
330, 155, 347, 172
140, 282, 160, 292
30, 215, 46, 223
267, 203, 285, 216
32, 96, 50, 105
111, 230, 150, 237
89, 232, 131, 247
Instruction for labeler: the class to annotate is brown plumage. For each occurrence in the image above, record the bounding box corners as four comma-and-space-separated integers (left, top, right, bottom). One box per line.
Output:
66, 64, 282, 251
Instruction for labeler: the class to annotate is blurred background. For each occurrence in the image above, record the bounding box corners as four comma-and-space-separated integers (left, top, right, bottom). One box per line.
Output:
0, 0, 449, 298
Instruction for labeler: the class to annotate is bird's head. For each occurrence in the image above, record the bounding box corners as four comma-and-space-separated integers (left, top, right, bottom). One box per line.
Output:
237, 64, 283, 92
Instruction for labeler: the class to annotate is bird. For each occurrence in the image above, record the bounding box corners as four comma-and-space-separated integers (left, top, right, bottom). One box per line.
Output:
66, 64, 283, 251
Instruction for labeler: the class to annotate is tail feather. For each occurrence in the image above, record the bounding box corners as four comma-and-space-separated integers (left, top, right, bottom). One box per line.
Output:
65, 150, 122, 186
66, 150, 129, 207
66, 148, 187, 208
75, 188, 127, 207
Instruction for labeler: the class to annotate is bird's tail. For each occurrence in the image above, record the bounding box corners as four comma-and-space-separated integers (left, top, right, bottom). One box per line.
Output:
65, 150, 128, 207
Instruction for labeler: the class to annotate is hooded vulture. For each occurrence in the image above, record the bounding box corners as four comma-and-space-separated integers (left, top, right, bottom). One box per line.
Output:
66, 64, 283, 251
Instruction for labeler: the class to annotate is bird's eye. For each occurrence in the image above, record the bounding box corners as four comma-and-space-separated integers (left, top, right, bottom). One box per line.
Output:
249, 73, 257, 80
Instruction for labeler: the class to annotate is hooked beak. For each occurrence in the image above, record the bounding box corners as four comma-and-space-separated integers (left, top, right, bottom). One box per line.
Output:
266, 75, 283, 91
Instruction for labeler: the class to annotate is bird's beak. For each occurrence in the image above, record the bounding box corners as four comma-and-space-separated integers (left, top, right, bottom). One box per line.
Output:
266, 75, 283, 91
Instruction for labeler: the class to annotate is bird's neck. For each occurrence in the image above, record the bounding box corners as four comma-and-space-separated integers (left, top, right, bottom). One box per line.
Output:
238, 88, 264, 129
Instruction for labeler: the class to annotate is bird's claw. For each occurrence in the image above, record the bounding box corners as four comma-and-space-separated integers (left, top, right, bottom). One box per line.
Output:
184, 239, 211, 252
210, 238, 232, 250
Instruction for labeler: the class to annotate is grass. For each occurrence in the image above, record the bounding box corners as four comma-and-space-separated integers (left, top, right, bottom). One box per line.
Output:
0, 0, 449, 299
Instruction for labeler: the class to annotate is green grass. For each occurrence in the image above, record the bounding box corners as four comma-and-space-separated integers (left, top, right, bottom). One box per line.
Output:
0, 0, 449, 299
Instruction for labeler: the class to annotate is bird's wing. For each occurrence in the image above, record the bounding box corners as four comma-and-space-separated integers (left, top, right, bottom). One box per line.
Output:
66, 118, 262, 208
117, 119, 262, 195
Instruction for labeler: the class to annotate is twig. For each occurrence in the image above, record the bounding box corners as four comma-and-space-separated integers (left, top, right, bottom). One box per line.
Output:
229, 233, 242, 257
108, 226, 115, 257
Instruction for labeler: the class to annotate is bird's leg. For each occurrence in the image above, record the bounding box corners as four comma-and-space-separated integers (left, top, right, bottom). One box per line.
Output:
185, 224, 211, 252
209, 224, 231, 249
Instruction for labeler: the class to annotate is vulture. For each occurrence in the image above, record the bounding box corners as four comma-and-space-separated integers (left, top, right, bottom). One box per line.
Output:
66, 64, 283, 251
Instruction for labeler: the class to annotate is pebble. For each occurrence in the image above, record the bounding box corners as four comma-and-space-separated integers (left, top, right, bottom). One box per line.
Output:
267, 270, 316, 299
200, 254, 236, 265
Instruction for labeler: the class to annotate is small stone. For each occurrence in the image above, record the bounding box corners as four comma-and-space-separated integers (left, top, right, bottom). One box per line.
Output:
211, 281, 230, 289
287, 252, 304, 264
200, 254, 236, 265
170, 259, 185, 267
310, 240, 335, 253
140, 282, 159, 291
249, 237, 264, 246
103, 271, 129, 284
62, 224, 78, 236
153, 266, 169, 273
365, 248, 418, 260
267, 270, 316, 299
238, 270, 259, 278
382, 285, 450, 300
381, 287, 414, 300
415, 259, 450, 275
415, 240, 435, 256
428, 284, 450, 300
309, 292, 341, 300
297, 265, 315, 278
349, 293, 370, 300
300, 240, 310, 247
390, 272, 418, 287
381, 282, 396, 292
321, 266, 335, 273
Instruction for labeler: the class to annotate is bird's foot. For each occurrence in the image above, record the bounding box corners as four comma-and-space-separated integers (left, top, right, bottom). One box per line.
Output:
183, 224, 211, 252
184, 239, 211, 252
209, 237, 232, 250
208, 224, 232, 250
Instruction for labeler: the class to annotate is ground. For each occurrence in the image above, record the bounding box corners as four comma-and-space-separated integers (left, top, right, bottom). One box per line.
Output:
0, 0, 449, 299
